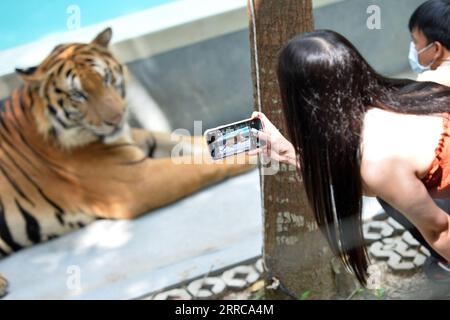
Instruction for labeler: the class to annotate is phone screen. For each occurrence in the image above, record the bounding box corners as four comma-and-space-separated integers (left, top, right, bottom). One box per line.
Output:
205, 118, 263, 160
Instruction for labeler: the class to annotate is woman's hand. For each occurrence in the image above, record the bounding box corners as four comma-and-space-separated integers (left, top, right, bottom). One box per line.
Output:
248, 111, 298, 167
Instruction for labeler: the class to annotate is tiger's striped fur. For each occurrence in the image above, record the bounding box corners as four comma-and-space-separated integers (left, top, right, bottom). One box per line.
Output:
0, 28, 254, 297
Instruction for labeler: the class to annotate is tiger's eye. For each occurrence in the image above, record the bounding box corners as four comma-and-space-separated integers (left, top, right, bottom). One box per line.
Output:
71, 90, 87, 102
104, 72, 113, 86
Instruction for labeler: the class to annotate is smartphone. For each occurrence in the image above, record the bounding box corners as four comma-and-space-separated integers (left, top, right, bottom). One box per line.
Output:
204, 117, 264, 160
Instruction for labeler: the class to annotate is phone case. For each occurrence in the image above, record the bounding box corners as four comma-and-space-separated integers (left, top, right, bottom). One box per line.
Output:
204, 117, 264, 160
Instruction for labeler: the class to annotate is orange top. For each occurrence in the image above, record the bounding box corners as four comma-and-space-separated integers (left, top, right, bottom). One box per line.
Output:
421, 112, 450, 198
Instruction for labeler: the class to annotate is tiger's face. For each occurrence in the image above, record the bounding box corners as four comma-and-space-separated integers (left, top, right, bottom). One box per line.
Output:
16, 28, 129, 148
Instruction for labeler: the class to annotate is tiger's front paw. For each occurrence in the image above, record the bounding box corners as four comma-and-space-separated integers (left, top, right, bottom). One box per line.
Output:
0, 274, 8, 298
132, 130, 157, 157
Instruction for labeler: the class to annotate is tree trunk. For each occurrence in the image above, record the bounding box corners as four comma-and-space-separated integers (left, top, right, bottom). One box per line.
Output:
248, 0, 353, 299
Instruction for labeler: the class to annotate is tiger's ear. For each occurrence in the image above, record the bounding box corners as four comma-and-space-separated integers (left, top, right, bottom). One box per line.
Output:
15, 66, 43, 84
92, 27, 112, 47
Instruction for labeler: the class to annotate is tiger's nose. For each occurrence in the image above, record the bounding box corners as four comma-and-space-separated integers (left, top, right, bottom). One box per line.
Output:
105, 114, 123, 126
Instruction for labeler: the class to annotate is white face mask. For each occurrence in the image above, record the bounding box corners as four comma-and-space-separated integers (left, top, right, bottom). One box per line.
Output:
408, 41, 436, 73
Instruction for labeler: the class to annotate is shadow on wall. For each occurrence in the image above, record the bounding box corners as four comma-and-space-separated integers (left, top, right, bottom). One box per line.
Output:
127, 30, 253, 134
126, 0, 423, 133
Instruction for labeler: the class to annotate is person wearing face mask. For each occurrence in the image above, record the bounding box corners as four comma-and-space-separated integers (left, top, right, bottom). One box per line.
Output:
377, 0, 450, 285
408, 0, 450, 85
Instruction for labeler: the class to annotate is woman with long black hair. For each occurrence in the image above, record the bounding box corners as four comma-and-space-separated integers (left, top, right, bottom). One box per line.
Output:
249, 30, 450, 285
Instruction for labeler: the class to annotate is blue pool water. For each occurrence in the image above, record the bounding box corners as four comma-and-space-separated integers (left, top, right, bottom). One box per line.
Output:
0, 0, 177, 51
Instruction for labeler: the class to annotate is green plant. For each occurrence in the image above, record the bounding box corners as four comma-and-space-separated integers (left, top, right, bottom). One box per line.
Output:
299, 290, 315, 300
374, 288, 386, 300
253, 290, 265, 300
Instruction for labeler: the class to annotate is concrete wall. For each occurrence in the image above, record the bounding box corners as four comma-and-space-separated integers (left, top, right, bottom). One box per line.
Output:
314, 0, 424, 75
128, 0, 425, 133
127, 29, 253, 133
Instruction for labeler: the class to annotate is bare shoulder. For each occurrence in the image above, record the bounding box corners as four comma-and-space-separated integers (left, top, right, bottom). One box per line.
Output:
360, 108, 444, 196
360, 145, 407, 197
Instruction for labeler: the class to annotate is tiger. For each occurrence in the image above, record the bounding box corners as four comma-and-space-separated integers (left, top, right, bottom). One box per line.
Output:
0, 28, 255, 297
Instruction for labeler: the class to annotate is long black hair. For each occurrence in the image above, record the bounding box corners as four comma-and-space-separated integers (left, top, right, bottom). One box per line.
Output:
277, 30, 450, 285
